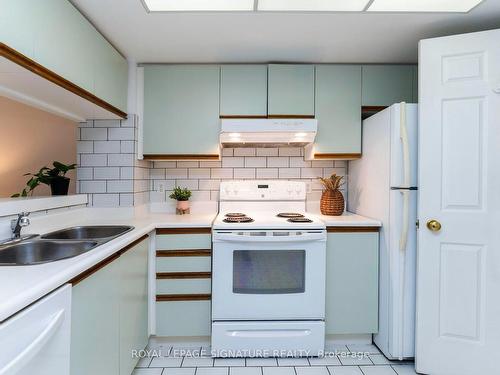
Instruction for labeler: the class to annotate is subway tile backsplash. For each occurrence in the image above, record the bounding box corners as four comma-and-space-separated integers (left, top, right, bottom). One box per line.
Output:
149, 147, 347, 204
76, 116, 151, 207
77, 120, 347, 207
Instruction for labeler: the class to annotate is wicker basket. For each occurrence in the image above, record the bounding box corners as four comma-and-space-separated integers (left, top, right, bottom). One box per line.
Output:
320, 189, 345, 216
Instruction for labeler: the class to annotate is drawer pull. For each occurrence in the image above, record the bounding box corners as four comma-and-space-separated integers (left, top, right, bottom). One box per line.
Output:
157, 272, 211, 279
156, 294, 211, 301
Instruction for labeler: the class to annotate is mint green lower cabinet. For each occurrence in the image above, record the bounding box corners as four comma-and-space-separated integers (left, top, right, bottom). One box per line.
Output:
143, 65, 220, 156
156, 301, 211, 336
314, 65, 362, 155
362, 65, 415, 106
119, 239, 149, 375
220, 65, 268, 116
326, 231, 379, 334
70, 237, 149, 375
157, 279, 211, 295
156, 256, 211, 273
155, 231, 212, 337
156, 233, 211, 250
70, 257, 120, 375
268, 64, 315, 116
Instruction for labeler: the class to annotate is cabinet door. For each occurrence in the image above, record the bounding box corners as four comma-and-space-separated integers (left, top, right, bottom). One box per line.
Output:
33, 0, 95, 93
326, 232, 379, 334
143, 65, 220, 156
93, 33, 128, 112
119, 239, 149, 375
268, 64, 315, 116
220, 65, 268, 117
314, 65, 362, 156
0, 0, 37, 58
71, 259, 120, 375
362, 65, 414, 106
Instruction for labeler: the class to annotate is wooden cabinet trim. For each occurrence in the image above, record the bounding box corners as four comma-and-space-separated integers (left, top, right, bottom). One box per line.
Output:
268, 115, 315, 119
119, 235, 149, 256
362, 106, 388, 120
156, 249, 211, 257
143, 154, 220, 160
156, 294, 211, 301
70, 236, 148, 285
0, 43, 127, 119
220, 115, 268, 119
156, 272, 211, 279
327, 226, 380, 233
69, 252, 120, 286
314, 153, 362, 160
156, 228, 212, 235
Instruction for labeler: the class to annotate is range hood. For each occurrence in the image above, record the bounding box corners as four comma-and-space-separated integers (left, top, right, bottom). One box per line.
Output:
220, 118, 317, 148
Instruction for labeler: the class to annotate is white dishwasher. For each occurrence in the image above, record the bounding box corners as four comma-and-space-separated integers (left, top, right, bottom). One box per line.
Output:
0, 284, 71, 375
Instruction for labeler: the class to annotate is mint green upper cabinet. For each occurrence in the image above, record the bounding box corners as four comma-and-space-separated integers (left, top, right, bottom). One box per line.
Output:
71, 257, 120, 375
33, 0, 95, 93
362, 65, 415, 106
326, 231, 379, 334
94, 33, 129, 111
119, 239, 149, 375
220, 65, 268, 117
0, 0, 128, 114
143, 65, 220, 156
268, 64, 315, 116
0, 0, 37, 58
314, 65, 362, 155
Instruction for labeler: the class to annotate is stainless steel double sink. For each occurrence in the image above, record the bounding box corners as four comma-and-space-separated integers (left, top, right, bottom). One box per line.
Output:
0, 225, 134, 266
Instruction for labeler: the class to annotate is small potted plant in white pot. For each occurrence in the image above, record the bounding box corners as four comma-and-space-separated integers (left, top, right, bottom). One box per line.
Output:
169, 186, 192, 215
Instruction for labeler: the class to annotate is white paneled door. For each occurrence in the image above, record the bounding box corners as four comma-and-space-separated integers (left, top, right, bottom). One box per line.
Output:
416, 29, 500, 374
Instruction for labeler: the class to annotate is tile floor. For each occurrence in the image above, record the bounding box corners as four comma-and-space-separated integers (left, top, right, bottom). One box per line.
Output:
133, 340, 419, 375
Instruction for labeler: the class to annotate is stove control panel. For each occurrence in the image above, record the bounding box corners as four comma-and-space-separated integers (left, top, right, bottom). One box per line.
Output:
220, 180, 306, 201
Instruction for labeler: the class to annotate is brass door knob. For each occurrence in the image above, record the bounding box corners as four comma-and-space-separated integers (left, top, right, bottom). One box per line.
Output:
426, 219, 442, 232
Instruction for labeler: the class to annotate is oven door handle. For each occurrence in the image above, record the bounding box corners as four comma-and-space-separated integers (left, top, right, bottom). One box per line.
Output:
214, 232, 326, 242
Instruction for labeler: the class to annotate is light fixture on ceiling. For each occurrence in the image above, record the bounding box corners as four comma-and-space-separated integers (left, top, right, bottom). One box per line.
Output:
367, 0, 484, 12
143, 0, 254, 12
142, 0, 484, 12
257, 0, 370, 11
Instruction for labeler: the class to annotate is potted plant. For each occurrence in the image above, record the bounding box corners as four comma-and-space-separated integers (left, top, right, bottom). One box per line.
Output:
169, 186, 192, 215
12, 161, 76, 197
318, 173, 345, 216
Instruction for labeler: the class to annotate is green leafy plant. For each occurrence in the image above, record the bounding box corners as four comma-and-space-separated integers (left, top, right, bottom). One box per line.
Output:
12, 161, 77, 197
169, 186, 192, 201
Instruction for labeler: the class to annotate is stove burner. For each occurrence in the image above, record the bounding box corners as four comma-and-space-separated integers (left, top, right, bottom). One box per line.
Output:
277, 213, 305, 218
287, 217, 313, 223
223, 216, 254, 223
225, 213, 247, 218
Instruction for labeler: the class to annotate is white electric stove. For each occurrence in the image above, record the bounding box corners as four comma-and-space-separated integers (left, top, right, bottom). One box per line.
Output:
211, 180, 327, 357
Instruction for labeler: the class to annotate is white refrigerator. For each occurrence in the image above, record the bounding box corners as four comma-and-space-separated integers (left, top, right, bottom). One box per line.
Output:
348, 102, 418, 360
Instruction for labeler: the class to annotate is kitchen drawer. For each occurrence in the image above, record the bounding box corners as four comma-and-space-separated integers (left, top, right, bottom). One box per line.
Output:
156, 234, 211, 250
156, 301, 211, 336
156, 257, 212, 273
156, 279, 212, 295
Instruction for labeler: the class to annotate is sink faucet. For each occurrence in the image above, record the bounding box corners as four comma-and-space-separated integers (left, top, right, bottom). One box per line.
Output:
11, 212, 30, 239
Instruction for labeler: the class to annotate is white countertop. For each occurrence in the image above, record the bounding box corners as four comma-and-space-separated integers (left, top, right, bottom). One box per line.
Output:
0, 206, 379, 322
313, 212, 382, 227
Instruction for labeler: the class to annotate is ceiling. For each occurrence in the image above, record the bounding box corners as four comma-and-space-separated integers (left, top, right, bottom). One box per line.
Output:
72, 0, 500, 64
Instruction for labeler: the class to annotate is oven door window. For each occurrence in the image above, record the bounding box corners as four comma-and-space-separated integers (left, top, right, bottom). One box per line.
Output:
233, 250, 305, 294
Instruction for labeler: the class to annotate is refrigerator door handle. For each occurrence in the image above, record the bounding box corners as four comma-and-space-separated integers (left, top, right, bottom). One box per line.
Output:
399, 190, 410, 251
400, 102, 411, 189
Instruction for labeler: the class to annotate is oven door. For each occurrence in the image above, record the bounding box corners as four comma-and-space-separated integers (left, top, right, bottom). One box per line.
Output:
212, 230, 326, 320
